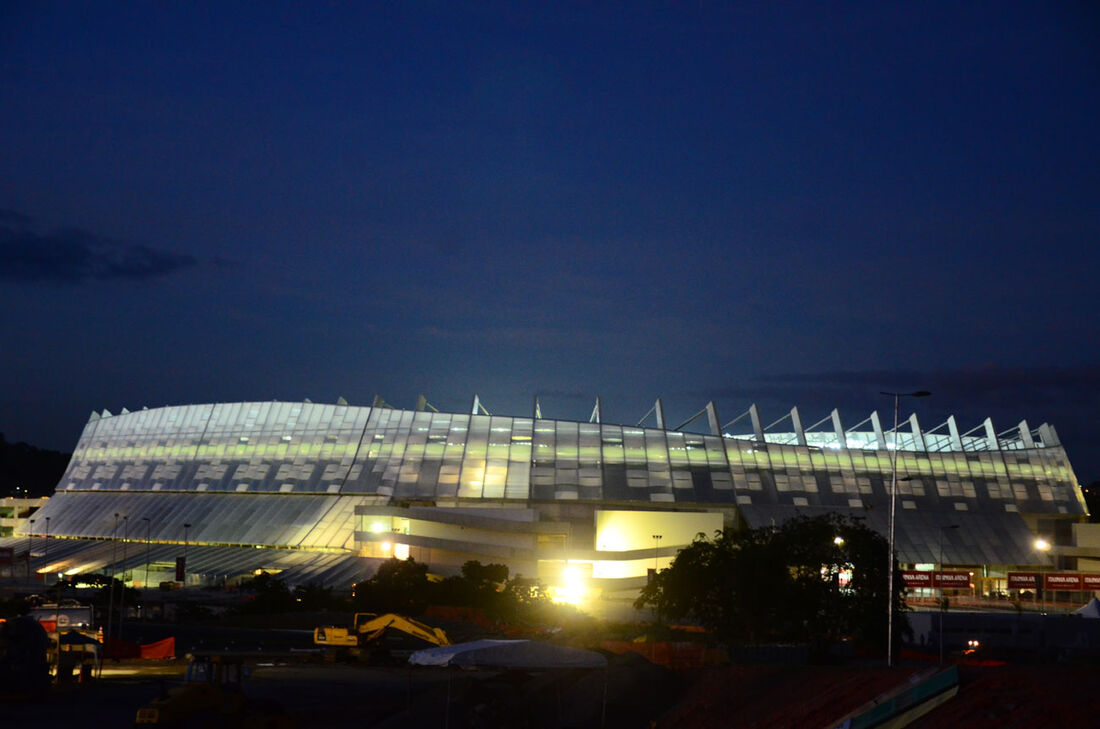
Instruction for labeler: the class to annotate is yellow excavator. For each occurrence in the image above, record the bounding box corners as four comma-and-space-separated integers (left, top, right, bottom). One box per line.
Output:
313, 613, 450, 661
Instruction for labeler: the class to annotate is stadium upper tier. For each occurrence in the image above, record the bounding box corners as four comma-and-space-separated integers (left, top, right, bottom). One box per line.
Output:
49, 399, 1078, 510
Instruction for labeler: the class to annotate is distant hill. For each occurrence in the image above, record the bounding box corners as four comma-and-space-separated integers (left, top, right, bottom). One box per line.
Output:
0, 433, 71, 497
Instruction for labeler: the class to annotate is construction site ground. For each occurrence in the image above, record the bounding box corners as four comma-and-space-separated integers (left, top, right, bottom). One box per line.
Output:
659, 660, 1100, 729
3, 655, 1097, 728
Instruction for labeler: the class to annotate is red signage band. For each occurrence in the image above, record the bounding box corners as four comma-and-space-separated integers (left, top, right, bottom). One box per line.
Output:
900, 571, 972, 587
901, 571, 931, 586
1046, 573, 1083, 590
935, 572, 972, 587
1007, 572, 1100, 590
1008, 572, 1039, 589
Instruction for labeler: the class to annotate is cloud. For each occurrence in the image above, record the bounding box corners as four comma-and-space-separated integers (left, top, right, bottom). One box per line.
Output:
757, 364, 1100, 400
0, 209, 33, 226
0, 223, 196, 284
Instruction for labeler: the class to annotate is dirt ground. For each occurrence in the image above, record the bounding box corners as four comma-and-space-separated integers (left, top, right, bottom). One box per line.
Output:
656, 661, 1100, 729
6, 648, 1099, 728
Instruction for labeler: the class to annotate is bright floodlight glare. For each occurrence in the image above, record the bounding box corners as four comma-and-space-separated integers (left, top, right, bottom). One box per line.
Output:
833, 536, 844, 546
556, 565, 586, 605
1035, 538, 1050, 551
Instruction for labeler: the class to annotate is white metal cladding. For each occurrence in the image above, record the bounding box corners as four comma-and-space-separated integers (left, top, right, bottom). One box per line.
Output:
28, 400, 1082, 556
62, 401, 1083, 507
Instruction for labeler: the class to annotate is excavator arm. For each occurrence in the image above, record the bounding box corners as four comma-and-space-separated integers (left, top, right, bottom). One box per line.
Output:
356, 614, 450, 646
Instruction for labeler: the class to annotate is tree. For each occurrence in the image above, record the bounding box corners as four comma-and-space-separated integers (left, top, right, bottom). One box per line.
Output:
635, 513, 905, 652
353, 557, 431, 614
293, 581, 337, 611
235, 571, 296, 613
436, 561, 510, 614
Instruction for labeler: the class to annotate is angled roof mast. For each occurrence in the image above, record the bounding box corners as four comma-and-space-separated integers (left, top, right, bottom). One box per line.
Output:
470, 394, 491, 416
589, 396, 602, 424
635, 398, 666, 429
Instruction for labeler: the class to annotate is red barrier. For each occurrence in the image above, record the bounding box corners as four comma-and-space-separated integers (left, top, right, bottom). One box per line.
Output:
104, 636, 141, 659
140, 637, 176, 659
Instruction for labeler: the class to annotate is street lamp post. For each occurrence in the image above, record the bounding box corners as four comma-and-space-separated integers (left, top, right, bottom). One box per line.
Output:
1035, 538, 1050, 615
27, 519, 35, 586
143, 517, 152, 592
118, 516, 129, 642
107, 513, 120, 650
880, 389, 931, 668
938, 524, 959, 664
182, 523, 191, 588
652, 534, 662, 624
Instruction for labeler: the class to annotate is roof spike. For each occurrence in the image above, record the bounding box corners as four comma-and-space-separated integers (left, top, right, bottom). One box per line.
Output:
635, 398, 666, 429
870, 410, 887, 449
749, 404, 765, 442
533, 395, 542, 420
88, 411, 100, 422
336, 396, 348, 406
908, 413, 927, 451
1018, 420, 1035, 448
589, 396, 602, 424
946, 416, 963, 450
790, 407, 807, 446
830, 409, 846, 450
706, 401, 720, 436
983, 417, 999, 450
471, 394, 491, 416
101, 409, 113, 418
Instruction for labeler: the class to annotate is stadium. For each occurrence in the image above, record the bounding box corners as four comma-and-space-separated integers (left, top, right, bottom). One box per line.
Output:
4, 397, 1094, 615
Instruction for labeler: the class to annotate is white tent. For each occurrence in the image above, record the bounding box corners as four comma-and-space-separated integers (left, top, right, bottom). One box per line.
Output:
409, 639, 608, 669
1072, 596, 1100, 618
408, 639, 525, 666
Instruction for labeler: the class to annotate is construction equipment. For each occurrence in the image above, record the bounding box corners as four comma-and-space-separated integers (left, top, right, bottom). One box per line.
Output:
135, 652, 292, 727
313, 612, 450, 661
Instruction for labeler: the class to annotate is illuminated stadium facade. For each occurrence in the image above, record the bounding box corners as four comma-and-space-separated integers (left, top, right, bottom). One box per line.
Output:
9, 398, 1091, 612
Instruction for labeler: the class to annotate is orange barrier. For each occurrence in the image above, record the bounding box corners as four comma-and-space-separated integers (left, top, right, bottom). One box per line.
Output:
140, 637, 176, 659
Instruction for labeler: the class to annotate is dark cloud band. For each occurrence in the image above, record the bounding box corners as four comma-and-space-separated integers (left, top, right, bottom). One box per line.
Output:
0, 223, 196, 284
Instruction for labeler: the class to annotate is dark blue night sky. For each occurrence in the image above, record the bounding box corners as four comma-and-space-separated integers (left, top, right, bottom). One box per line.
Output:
2, 3, 1098, 481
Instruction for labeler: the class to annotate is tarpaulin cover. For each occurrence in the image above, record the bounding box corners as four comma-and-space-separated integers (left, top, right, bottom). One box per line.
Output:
410, 639, 607, 669
140, 637, 176, 659
409, 639, 523, 666
104, 637, 140, 659
104, 636, 176, 658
